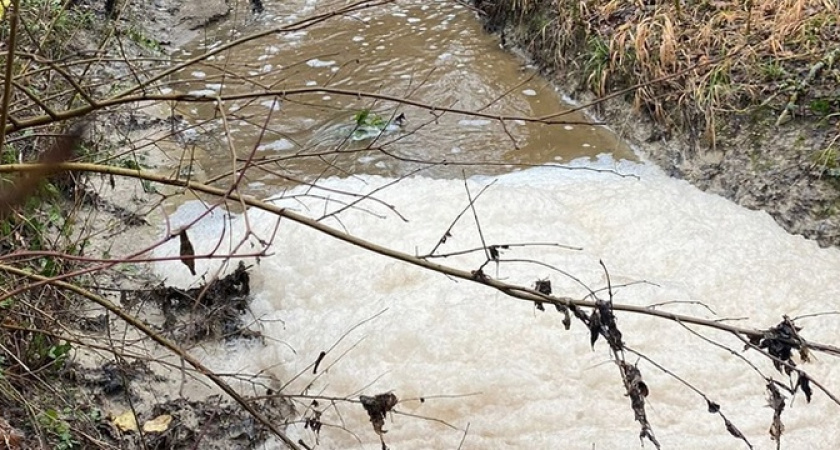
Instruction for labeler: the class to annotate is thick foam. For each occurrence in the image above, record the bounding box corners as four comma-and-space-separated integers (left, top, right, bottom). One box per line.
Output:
155, 159, 840, 449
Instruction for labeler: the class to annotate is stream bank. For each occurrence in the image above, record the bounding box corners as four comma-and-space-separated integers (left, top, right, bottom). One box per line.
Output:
474, 0, 840, 247
4, 1, 837, 448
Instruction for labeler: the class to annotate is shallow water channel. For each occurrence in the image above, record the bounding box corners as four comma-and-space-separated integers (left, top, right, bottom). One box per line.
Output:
153, 1, 840, 449
172, 0, 633, 190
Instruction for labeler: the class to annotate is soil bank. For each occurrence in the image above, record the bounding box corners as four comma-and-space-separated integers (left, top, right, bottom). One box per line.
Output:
473, 0, 840, 247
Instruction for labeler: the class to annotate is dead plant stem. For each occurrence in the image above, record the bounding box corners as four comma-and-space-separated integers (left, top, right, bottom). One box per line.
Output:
0, 0, 21, 150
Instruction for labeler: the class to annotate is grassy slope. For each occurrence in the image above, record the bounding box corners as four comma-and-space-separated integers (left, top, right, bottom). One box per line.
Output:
476, 0, 840, 243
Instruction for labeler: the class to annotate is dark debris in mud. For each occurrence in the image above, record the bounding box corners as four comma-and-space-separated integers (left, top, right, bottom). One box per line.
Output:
130, 262, 257, 344
75, 359, 158, 397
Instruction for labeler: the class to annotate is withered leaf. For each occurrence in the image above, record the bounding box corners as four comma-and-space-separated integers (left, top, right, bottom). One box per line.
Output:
112, 411, 139, 432
304, 411, 323, 435
588, 309, 601, 348
707, 400, 720, 413
488, 245, 500, 261
797, 373, 813, 403
724, 417, 746, 441
769, 420, 784, 442
766, 382, 786, 443
799, 346, 811, 363
637, 380, 649, 398
179, 229, 196, 275
534, 279, 552, 295
760, 318, 802, 374
360, 393, 398, 436
142, 414, 173, 433
561, 308, 571, 330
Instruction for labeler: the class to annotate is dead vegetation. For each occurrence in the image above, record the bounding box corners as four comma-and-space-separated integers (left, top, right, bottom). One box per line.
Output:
480, 0, 839, 137
478, 0, 840, 250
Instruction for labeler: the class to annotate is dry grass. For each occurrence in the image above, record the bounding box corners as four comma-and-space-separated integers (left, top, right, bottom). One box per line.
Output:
481, 0, 839, 137
571, 0, 838, 131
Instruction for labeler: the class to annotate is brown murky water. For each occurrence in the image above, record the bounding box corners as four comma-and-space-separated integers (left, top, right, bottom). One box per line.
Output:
171, 0, 634, 192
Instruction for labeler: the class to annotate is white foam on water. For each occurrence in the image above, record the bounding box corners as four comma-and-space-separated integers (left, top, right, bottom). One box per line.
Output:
283, 30, 309, 40
186, 89, 217, 97
256, 138, 294, 152
154, 159, 840, 449
306, 58, 336, 68
458, 119, 492, 127
259, 99, 282, 111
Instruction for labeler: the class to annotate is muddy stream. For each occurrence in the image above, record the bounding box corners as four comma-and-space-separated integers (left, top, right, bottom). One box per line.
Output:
148, 2, 840, 449
171, 0, 634, 192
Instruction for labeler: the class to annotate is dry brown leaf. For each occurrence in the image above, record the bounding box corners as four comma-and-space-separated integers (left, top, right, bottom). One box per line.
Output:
360, 393, 398, 436
179, 229, 196, 275
112, 411, 138, 432
142, 414, 173, 433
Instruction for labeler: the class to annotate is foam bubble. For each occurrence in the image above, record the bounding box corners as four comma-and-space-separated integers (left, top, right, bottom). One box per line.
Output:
155, 160, 840, 449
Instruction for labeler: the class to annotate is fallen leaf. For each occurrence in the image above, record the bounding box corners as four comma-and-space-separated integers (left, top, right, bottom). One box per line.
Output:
143, 414, 173, 433
360, 392, 398, 436
112, 411, 138, 432
707, 400, 720, 413
179, 229, 196, 275
797, 373, 813, 403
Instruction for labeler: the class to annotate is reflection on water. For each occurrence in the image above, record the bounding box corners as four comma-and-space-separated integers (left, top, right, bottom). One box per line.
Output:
170, 0, 635, 194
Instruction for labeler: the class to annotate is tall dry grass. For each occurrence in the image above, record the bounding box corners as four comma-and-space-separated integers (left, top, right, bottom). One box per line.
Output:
564, 0, 838, 132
